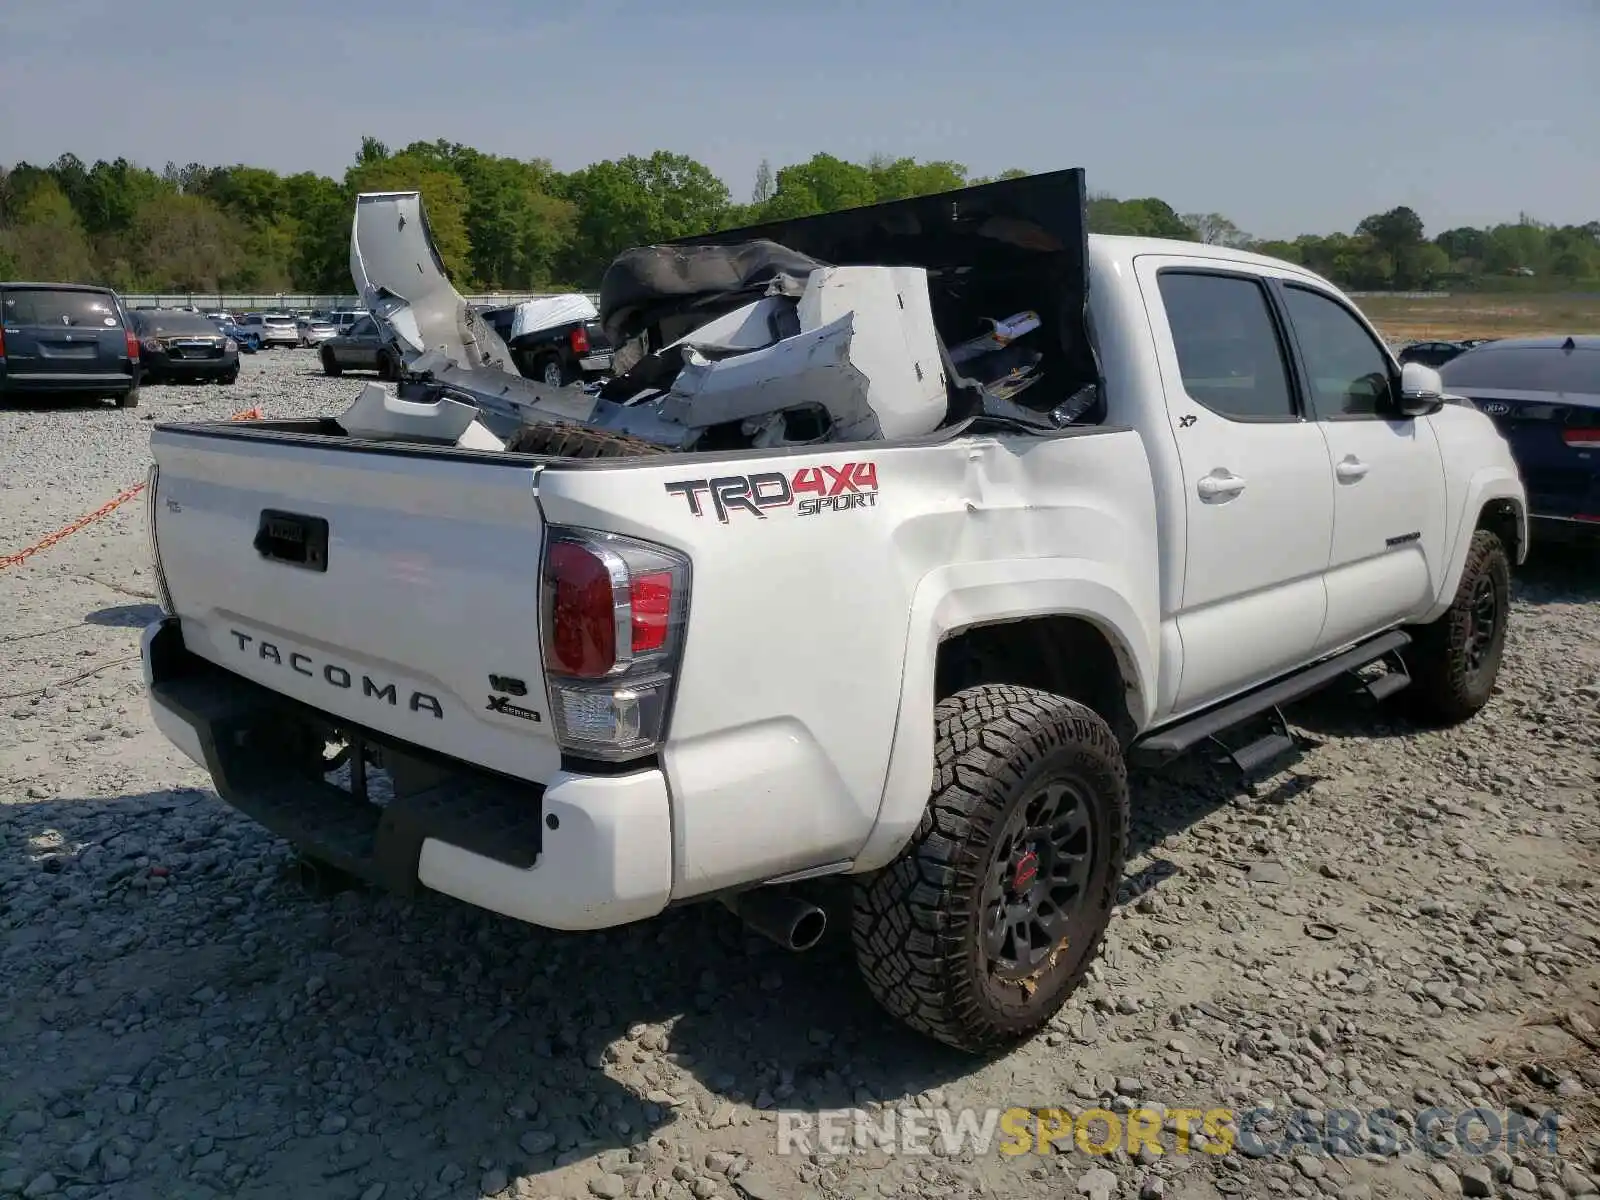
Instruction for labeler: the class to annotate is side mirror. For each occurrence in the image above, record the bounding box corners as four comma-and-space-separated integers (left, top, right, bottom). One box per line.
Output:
1395, 362, 1445, 417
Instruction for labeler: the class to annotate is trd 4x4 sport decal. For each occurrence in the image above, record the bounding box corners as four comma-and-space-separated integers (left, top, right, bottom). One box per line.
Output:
664, 462, 879, 523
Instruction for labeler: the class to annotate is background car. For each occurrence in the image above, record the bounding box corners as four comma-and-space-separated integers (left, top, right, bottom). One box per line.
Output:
130, 309, 240, 384
297, 316, 338, 347
1397, 340, 1470, 368
477, 295, 614, 387
1441, 335, 1600, 546
206, 313, 260, 352
0, 281, 141, 407
326, 309, 367, 333
318, 313, 402, 379
239, 311, 299, 348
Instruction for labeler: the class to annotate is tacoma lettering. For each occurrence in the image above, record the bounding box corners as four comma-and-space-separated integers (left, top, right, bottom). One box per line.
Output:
227, 629, 443, 719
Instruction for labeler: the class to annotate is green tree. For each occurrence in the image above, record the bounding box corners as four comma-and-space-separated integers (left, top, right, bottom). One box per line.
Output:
751, 159, 774, 205
1087, 195, 1191, 239
557, 151, 731, 285
1182, 212, 1252, 247
866, 155, 967, 202
1481, 221, 1549, 277
4, 144, 1593, 296
283, 172, 350, 291
130, 192, 242, 291
0, 177, 96, 281
1434, 226, 1486, 265
446, 149, 575, 290
759, 153, 878, 220
1355, 206, 1428, 287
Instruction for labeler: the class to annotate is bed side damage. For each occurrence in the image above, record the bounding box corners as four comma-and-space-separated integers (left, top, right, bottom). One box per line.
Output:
345, 169, 1102, 452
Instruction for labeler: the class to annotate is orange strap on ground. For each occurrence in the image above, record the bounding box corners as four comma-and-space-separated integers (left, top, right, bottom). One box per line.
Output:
0, 408, 262, 570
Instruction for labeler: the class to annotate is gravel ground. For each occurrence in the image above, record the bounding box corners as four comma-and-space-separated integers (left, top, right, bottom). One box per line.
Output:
2, 350, 1598, 1200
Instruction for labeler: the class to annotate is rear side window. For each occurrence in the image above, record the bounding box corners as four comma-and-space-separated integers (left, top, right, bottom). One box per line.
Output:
1281, 285, 1394, 418
1441, 346, 1600, 396
2, 288, 122, 328
1157, 272, 1297, 420
349, 317, 376, 337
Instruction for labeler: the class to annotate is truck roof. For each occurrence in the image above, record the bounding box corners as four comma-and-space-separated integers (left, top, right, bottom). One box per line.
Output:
1085, 234, 1341, 293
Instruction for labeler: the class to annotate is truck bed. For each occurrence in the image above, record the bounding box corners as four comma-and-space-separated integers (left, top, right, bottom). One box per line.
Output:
145, 411, 1161, 903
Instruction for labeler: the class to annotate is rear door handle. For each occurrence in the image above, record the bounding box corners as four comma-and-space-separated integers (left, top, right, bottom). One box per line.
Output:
1336, 456, 1369, 483
1197, 470, 1247, 501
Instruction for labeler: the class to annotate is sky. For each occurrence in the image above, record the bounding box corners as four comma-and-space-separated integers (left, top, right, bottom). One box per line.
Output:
1, 0, 1596, 240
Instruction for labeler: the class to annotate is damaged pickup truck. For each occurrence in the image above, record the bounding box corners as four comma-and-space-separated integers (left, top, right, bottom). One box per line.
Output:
140, 169, 1527, 1053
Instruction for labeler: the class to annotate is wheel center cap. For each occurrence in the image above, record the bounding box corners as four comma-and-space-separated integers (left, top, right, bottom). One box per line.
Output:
1012, 849, 1040, 892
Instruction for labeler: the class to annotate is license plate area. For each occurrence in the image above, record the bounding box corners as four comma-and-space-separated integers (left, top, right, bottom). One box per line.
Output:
254, 509, 329, 571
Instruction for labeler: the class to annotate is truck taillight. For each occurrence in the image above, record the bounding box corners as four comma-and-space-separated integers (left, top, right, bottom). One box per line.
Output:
541, 528, 689, 760
1562, 427, 1600, 449
145, 464, 175, 615
569, 326, 590, 354
126, 328, 141, 361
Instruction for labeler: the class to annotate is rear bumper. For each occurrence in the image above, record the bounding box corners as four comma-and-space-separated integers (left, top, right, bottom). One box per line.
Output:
258, 332, 299, 346
140, 618, 673, 931
1, 370, 137, 394
144, 351, 240, 377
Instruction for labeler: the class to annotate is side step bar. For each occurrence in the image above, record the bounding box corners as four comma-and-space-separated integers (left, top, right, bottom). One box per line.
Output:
1359, 648, 1412, 702
1135, 629, 1412, 758
1223, 719, 1298, 775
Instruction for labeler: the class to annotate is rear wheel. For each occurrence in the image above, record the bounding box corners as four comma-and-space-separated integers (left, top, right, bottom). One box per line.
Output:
116, 386, 140, 409
221, 369, 239, 385
851, 685, 1128, 1054
1402, 529, 1511, 724
321, 347, 342, 377
376, 349, 399, 381
536, 354, 567, 388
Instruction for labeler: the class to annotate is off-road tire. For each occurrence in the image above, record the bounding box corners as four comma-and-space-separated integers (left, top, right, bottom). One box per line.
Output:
1403, 529, 1511, 725
116, 386, 140, 409
501, 421, 668, 459
851, 685, 1129, 1054
321, 347, 342, 377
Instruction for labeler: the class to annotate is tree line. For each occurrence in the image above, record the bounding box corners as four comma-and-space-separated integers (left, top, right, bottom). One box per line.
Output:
1, 139, 1596, 295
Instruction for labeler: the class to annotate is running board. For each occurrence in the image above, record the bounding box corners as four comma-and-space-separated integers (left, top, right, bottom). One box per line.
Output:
1136, 630, 1412, 757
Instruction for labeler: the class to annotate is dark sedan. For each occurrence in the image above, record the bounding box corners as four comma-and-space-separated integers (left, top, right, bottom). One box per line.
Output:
1441, 335, 1600, 546
1397, 340, 1470, 369
131, 310, 240, 384
319, 314, 401, 379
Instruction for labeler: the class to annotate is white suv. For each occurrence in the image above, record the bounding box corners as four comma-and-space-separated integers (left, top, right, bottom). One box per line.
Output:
240, 313, 300, 348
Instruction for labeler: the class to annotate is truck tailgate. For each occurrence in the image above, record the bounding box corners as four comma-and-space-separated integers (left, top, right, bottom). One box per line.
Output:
149, 427, 563, 784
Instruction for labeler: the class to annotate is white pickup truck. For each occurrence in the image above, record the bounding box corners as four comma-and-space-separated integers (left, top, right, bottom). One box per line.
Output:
139, 170, 1526, 1053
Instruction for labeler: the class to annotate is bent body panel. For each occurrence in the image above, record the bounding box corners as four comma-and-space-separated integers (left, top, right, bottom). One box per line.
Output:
534, 425, 1160, 896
